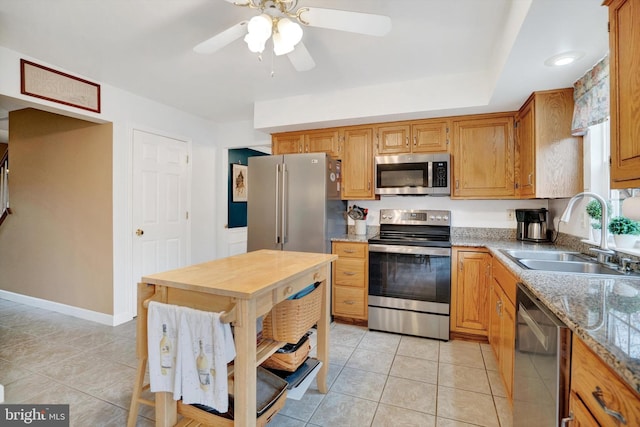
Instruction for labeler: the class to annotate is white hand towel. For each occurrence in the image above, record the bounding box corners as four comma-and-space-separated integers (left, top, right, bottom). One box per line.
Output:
176, 306, 231, 412
147, 301, 179, 393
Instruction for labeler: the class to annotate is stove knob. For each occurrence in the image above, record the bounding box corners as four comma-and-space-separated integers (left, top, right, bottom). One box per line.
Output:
436, 216, 442, 221
429, 215, 435, 220
443, 215, 449, 221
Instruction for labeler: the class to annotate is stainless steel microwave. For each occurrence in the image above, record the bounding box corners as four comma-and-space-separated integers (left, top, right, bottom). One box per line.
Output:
375, 153, 450, 196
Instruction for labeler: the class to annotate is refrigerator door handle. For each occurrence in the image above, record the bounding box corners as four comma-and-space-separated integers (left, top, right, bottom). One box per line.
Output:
282, 163, 288, 244
275, 163, 281, 245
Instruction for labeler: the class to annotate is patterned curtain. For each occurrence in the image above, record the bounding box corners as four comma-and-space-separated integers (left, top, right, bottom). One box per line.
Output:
571, 55, 609, 136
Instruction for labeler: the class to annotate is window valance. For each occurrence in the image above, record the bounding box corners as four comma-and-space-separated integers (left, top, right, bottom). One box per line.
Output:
571, 55, 609, 136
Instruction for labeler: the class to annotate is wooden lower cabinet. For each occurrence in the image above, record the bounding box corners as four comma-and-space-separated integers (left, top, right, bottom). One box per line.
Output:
332, 241, 368, 321
451, 247, 491, 337
568, 392, 600, 427
489, 257, 516, 401
569, 336, 640, 426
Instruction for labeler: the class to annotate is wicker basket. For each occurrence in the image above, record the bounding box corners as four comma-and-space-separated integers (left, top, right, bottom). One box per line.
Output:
262, 336, 311, 372
262, 282, 323, 344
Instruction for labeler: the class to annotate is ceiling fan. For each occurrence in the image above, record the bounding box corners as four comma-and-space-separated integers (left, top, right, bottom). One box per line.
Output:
193, 0, 392, 71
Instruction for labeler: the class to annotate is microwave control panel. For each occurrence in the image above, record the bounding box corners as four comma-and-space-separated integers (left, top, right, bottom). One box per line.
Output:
432, 162, 448, 188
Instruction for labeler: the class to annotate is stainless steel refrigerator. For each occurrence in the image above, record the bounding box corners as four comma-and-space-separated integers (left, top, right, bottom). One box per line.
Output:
247, 153, 347, 253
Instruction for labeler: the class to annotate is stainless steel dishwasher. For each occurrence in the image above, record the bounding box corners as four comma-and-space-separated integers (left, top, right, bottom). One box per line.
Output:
514, 284, 572, 427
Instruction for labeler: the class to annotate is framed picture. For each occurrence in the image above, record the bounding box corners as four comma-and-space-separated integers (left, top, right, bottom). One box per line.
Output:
20, 59, 101, 113
232, 163, 248, 202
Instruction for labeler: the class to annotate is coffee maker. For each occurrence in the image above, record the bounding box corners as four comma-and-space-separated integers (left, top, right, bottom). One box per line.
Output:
516, 208, 550, 242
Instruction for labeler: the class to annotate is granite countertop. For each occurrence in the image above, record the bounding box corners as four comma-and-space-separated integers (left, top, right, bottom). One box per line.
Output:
453, 237, 640, 395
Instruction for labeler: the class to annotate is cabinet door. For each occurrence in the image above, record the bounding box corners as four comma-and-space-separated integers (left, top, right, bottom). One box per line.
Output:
516, 98, 535, 198
451, 249, 491, 336
608, 0, 640, 188
305, 129, 341, 158
489, 282, 502, 362
272, 133, 303, 154
376, 124, 411, 155
342, 127, 375, 200
500, 298, 515, 399
412, 120, 449, 153
571, 336, 640, 426
569, 393, 600, 427
452, 115, 515, 198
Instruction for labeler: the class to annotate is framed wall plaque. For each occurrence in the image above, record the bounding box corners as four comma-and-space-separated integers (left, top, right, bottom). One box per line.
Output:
20, 59, 101, 113
232, 163, 248, 202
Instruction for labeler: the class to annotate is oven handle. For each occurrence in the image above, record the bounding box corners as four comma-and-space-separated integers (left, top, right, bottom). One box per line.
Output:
369, 244, 451, 256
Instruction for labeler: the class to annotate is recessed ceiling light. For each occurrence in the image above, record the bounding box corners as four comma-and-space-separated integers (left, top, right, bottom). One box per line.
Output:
544, 51, 585, 67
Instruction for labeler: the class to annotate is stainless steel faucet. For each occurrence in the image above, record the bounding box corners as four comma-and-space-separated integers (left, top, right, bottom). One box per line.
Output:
560, 192, 616, 264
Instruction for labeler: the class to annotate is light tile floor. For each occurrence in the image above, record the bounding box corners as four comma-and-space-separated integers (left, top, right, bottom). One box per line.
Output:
0, 299, 512, 426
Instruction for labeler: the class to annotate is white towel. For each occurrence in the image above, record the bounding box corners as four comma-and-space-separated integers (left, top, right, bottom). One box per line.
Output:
175, 306, 235, 412
147, 301, 179, 394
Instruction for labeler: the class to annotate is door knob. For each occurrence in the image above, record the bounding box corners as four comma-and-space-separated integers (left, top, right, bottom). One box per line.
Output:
136, 229, 144, 236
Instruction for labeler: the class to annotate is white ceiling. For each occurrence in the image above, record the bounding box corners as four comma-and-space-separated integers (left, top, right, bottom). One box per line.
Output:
0, 0, 609, 135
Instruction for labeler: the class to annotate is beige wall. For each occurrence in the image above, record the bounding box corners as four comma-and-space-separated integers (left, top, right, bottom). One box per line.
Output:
0, 108, 114, 314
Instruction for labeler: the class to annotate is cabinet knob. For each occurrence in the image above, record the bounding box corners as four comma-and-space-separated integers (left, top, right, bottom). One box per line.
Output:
342, 271, 356, 276
135, 229, 144, 236
344, 300, 355, 305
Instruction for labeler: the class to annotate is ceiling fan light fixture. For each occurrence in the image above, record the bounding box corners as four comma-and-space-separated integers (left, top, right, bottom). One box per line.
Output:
277, 18, 303, 46
247, 14, 273, 40
244, 32, 266, 53
273, 32, 294, 56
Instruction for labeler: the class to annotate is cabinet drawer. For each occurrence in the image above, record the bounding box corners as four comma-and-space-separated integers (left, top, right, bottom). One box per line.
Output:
492, 258, 517, 305
571, 336, 640, 427
333, 242, 367, 258
335, 258, 366, 287
333, 286, 366, 318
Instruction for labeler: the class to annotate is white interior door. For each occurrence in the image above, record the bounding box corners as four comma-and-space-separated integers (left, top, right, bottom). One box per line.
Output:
132, 129, 189, 315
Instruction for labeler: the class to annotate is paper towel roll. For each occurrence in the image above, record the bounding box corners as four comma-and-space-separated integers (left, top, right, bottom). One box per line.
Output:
622, 197, 640, 221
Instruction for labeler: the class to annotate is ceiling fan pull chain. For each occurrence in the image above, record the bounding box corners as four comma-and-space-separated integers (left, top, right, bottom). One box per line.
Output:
271, 44, 276, 77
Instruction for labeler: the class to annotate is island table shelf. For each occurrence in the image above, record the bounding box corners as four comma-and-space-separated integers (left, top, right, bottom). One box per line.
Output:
127, 249, 337, 427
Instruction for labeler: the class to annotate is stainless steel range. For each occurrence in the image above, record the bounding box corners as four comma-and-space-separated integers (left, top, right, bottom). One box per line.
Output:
368, 209, 451, 340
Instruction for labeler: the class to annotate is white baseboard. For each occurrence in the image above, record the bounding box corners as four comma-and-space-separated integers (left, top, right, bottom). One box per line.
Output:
0, 290, 134, 326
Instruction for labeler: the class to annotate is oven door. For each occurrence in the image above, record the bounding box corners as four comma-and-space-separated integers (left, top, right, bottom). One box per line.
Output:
368, 244, 451, 304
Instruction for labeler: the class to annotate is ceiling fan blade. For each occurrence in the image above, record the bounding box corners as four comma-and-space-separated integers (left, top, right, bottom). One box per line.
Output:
298, 7, 391, 37
287, 41, 315, 71
193, 21, 248, 54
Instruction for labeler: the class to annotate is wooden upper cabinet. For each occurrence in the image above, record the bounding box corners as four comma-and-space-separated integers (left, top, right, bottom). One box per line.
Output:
412, 120, 449, 153
375, 119, 449, 155
515, 89, 583, 198
606, 0, 640, 188
376, 124, 411, 155
451, 114, 516, 198
305, 129, 341, 158
342, 127, 375, 200
272, 132, 303, 155
273, 129, 341, 158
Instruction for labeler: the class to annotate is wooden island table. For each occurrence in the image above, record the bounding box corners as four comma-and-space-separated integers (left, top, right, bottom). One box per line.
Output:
127, 249, 337, 427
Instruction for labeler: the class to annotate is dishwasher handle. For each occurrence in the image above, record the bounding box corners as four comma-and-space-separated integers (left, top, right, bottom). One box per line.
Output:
519, 302, 549, 351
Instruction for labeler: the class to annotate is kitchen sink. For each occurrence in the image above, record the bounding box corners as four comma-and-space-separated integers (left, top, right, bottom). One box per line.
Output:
501, 249, 584, 262
499, 249, 628, 276
516, 259, 623, 275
